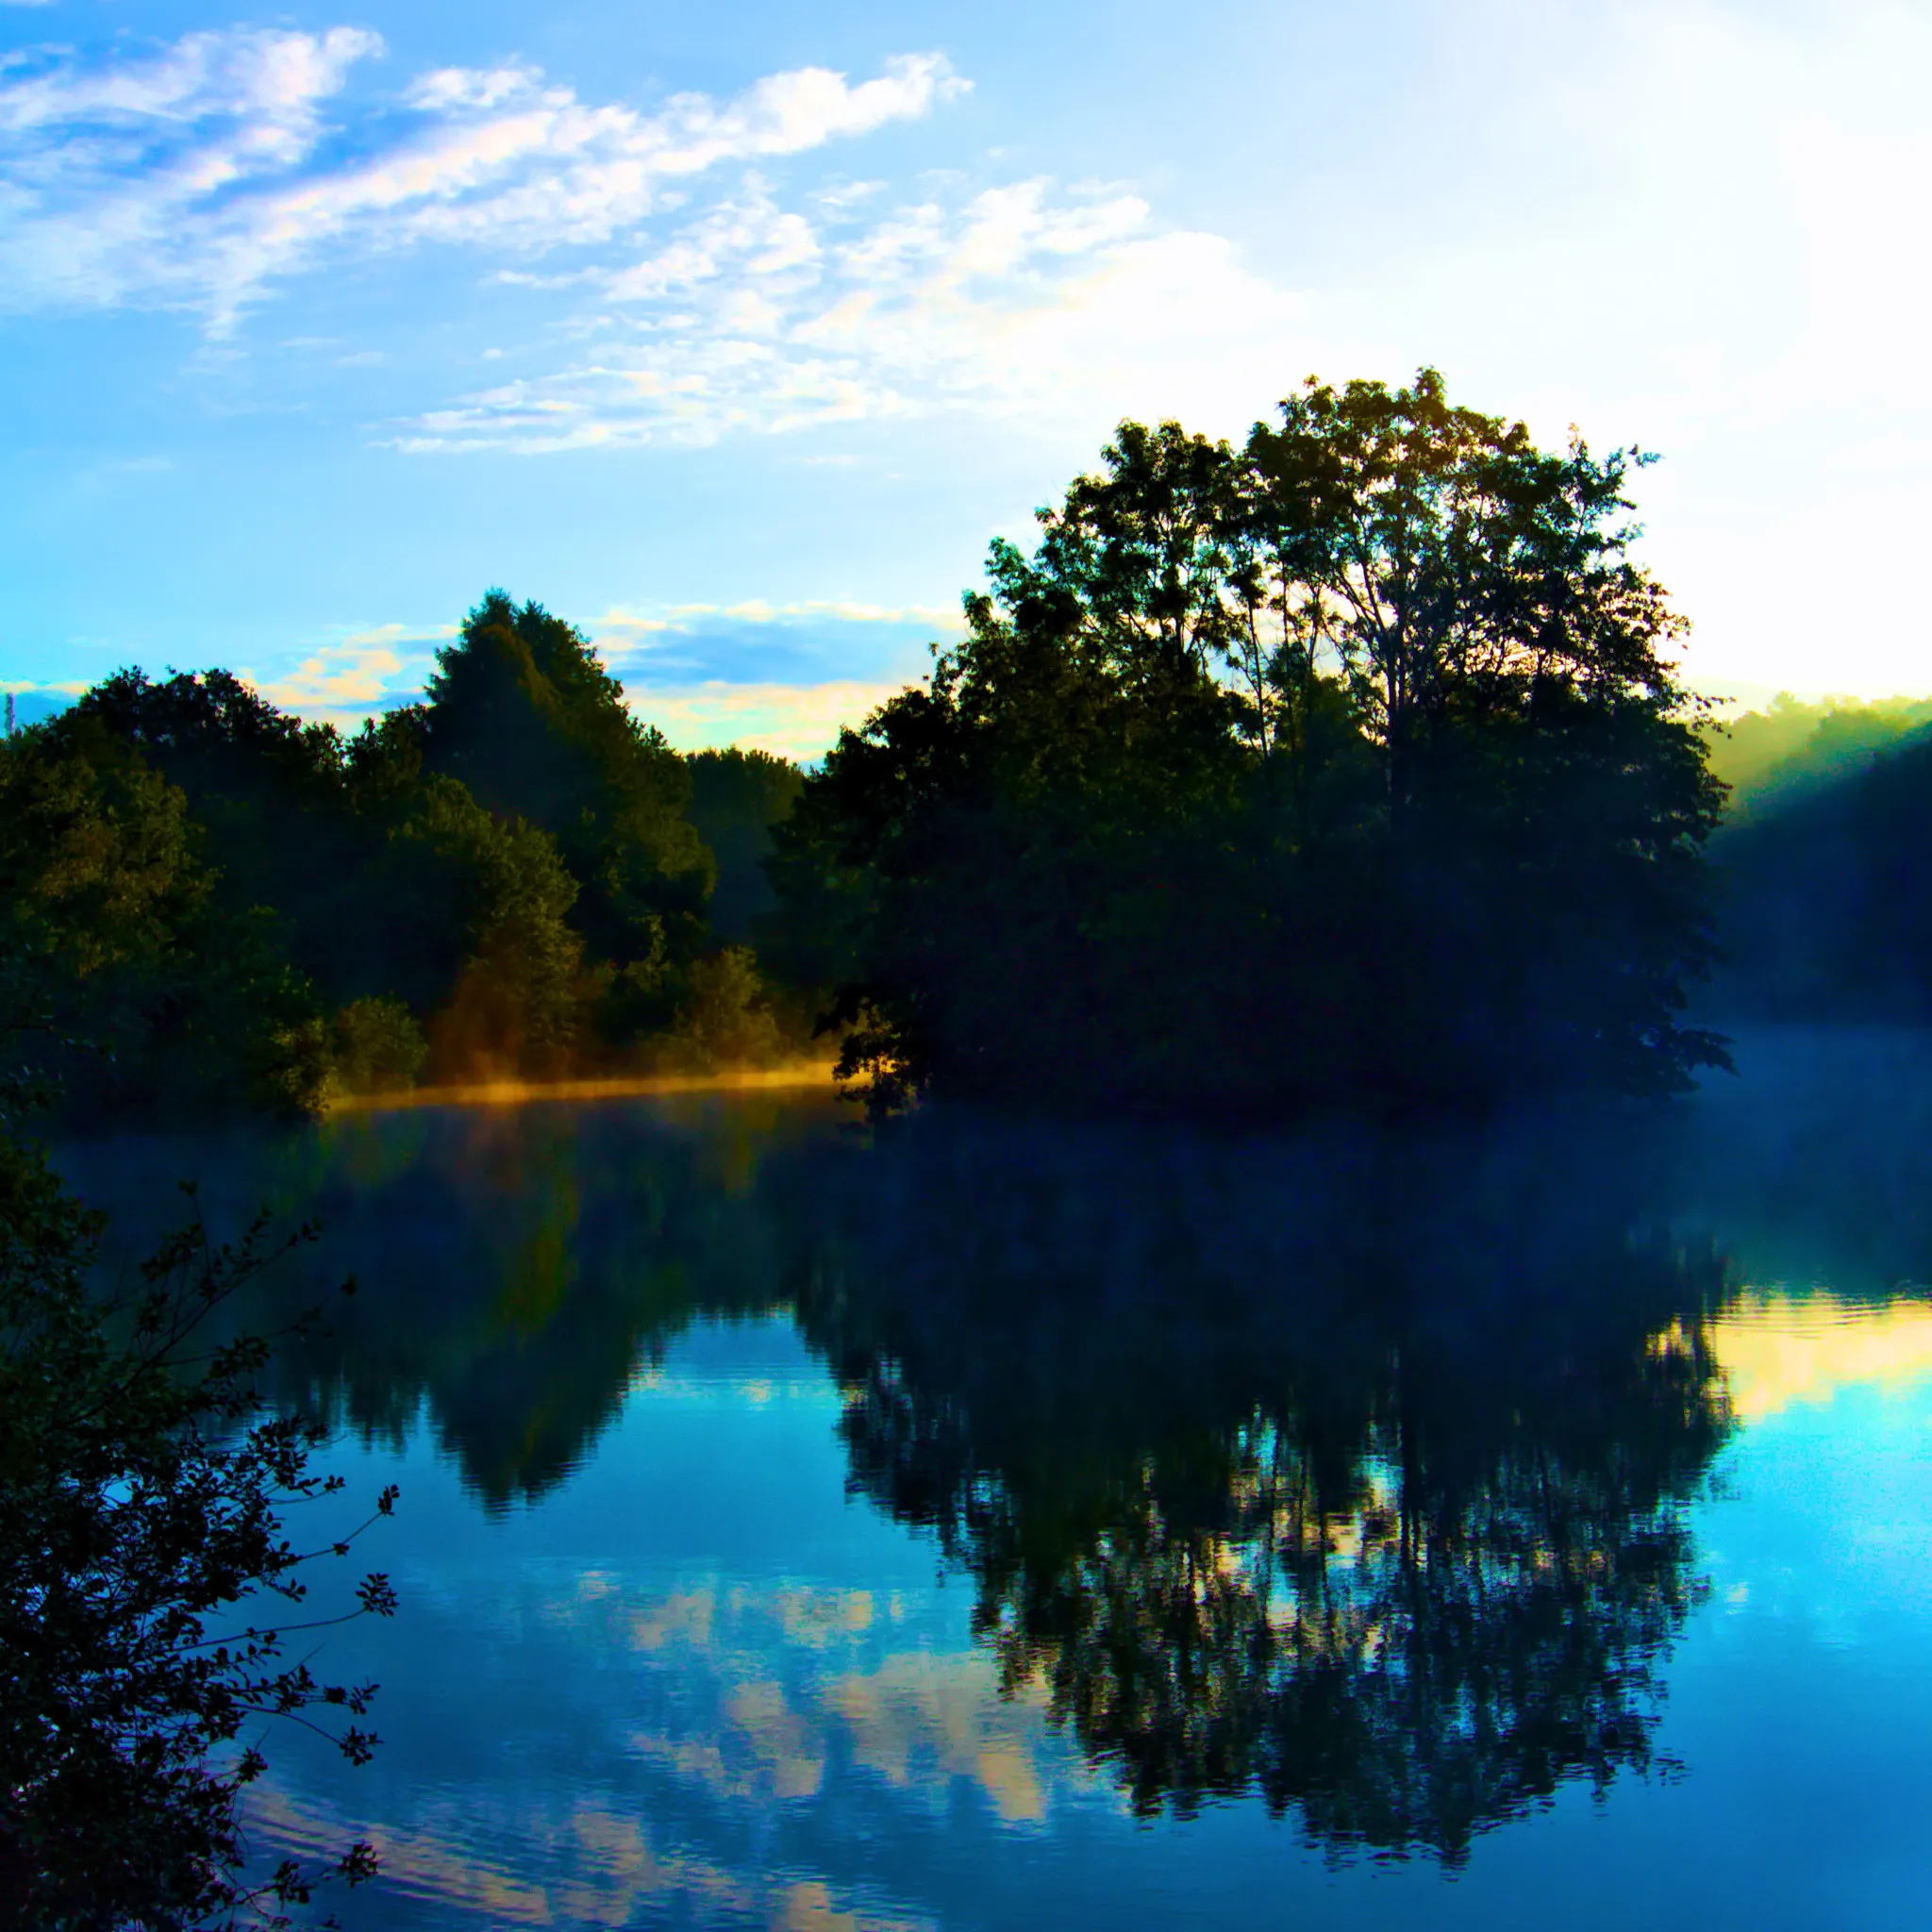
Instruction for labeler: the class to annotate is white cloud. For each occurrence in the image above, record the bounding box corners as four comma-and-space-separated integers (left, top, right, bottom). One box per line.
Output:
251, 635, 436, 717
403, 64, 541, 115
0, 25, 1308, 447
0, 24, 1308, 453
625, 677, 909, 760
0, 31, 961, 331
389, 177, 1315, 452
737, 597, 962, 628
582, 606, 675, 662
339, 621, 458, 647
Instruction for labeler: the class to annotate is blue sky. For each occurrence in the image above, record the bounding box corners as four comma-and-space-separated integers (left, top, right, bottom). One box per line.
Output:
3, 0, 1927, 756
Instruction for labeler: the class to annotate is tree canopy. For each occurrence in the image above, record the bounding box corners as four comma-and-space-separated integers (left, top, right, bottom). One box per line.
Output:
422, 592, 712, 973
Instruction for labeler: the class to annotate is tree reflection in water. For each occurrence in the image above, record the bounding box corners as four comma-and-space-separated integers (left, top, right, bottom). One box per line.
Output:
788, 1112, 1733, 1860
73, 1093, 1740, 1858
70, 1097, 822, 1511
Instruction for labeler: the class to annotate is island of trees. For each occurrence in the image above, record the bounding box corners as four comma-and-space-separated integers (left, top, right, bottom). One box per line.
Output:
774, 371, 1730, 1114
0, 372, 1727, 1126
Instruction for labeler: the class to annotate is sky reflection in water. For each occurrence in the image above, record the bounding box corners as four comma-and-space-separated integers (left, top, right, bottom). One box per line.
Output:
56, 1030, 1932, 1929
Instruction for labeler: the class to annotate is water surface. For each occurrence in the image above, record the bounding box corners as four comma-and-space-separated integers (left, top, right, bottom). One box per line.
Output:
57, 1030, 1932, 1929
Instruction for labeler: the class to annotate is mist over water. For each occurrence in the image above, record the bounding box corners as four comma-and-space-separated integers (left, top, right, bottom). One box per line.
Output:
51, 1025, 1932, 1928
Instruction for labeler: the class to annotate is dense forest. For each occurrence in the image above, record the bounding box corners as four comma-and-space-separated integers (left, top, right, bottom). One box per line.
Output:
0, 594, 807, 1124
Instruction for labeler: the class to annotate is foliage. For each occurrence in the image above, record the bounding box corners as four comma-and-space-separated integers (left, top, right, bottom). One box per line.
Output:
390, 777, 585, 1079
0, 712, 202, 979
326, 998, 427, 1100
0, 719, 332, 1123
74, 674, 368, 1000
1703, 691, 1932, 816
33, 603, 802, 1116
659, 946, 784, 1072
424, 593, 713, 981
1710, 725, 1932, 1021
775, 371, 1727, 1117
0, 1107, 394, 1927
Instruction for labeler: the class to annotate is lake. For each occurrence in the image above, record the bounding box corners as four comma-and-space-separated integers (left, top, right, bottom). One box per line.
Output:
55, 1028, 1932, 1930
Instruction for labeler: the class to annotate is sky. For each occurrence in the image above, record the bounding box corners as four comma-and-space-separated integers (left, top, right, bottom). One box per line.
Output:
3, 0, 1929, 757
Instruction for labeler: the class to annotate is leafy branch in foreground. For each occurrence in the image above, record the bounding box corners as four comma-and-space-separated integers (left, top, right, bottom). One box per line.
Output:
0, 1114, 397, 1930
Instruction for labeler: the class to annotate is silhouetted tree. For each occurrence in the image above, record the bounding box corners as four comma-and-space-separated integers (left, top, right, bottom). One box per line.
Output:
423, 594, 713, 987
774, 371, 1727, 1117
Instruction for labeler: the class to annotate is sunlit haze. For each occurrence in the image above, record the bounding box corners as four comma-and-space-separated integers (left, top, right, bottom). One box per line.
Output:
4, 0, 1927, 755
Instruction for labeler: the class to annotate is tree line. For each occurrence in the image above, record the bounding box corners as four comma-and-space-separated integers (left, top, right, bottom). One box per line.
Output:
10, 367, 1932, 1130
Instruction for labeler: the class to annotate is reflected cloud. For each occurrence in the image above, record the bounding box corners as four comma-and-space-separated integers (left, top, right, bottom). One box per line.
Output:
1708, 1293, 1932, 1421
824, 1653, 1056, 1824
542, 1571, 1082, 1825
250, 1789, 553, 1925
777, 1585, 875, 1646
74, 1050, 1932, 1918
251, 1787, 930, 1931
625, 1585, 717, 1651
725, 1678, 825, 1797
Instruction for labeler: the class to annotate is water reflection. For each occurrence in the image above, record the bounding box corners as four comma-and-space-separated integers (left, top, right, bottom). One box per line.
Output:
1709, 1295, 1932, 1420
70, 1093, 835, 1509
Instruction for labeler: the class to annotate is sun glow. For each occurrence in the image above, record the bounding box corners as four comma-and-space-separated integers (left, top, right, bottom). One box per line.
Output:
327, 1061, 838, 1115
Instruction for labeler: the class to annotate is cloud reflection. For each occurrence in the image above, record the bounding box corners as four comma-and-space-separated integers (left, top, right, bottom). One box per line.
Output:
552, 1574, 1087, 1825
252, 1786, 932, 1930
1707, 1293, 1932, 1421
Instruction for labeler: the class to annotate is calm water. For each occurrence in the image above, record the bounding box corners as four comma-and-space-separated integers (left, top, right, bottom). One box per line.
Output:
57, 1029, 1932, 1929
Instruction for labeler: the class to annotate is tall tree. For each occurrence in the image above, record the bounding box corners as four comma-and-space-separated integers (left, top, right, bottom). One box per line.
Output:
422, 594, 713, 981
